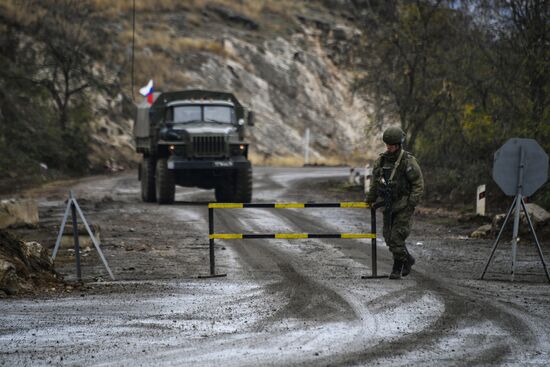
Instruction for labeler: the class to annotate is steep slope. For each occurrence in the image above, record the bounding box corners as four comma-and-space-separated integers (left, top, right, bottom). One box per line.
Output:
107, 1, 377, 166
0, 0, 379, 185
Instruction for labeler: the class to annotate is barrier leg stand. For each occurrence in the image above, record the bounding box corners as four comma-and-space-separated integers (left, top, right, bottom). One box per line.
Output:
72, 197, 115, 280
51, 199, 72, 261
362, 206, 387, 279
480, 196, 517, 280
51, 192, 114, 281
199, 207, 227, 278
520, 198, 550, 283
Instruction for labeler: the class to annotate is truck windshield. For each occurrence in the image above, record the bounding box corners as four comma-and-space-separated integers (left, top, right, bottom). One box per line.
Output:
204, 106, 234, 124
172, 105, 235, 124
173, 106, 201, 123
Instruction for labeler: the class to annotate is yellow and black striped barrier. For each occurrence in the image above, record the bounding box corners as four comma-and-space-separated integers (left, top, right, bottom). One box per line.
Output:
208, 202, 369, 209
201, 202, 385, 279
209, 233, 376, 239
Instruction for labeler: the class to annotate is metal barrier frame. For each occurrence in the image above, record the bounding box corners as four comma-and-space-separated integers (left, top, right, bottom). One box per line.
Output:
200, 202, 386, 279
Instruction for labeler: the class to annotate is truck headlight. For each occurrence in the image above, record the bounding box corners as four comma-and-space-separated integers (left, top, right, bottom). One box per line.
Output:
169, 145, 186, 156
230, 144, 246, 155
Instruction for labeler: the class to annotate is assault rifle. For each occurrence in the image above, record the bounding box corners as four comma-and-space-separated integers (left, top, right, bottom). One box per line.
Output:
378, 166, 394, 227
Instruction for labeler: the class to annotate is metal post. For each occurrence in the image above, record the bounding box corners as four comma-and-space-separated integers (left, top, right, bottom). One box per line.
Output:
70, 197, 82, 283
209, 207, 215, 276
510, 146, 526, 281
371, 206, 377, 276
510, 194, 522, 281
480, 196, 517, 279
199, 206, 227, 279
362, 204, 387, 279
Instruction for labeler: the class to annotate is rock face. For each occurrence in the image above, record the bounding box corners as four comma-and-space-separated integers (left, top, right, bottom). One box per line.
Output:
92, 5, 382, 170
178, 26, 375, 163
0, 199, 39, 229
88, 94, 140, 172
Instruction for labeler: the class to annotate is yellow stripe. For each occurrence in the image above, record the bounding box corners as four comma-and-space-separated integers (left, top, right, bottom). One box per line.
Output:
341, 233, 376, 239
209, 234, 243, 239
208, 203, 243, 208
275, 203, 305, 208
340, 202, 369, 208
275, 233, 308, 239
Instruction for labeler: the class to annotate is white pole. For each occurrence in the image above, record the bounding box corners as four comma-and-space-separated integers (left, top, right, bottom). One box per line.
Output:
364, 164, 371, 194
304, 128, 310, 165
476, 184, 486, 216
349, 168, 355, 185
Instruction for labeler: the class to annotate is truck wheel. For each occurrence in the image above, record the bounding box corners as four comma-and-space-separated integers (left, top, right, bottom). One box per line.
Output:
141, 157, 156, 202
156, 158, 175, 204
233, 166, 252, 203
215, 181, 233, 202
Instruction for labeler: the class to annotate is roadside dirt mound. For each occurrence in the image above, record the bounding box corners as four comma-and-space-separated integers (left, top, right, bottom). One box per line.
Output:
0, 230, 62, 296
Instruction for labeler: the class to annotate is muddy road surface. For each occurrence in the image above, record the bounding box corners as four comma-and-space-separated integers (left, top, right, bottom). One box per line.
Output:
1, 167, 550, 366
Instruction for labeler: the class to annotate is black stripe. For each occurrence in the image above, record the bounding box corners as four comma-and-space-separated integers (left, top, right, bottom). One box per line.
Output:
308, 234, 341, 238
304, 203, 341, 208
240, 234, 342, 238
243, 203, 275, 208
242, 234, 276, 239
236, 203, 349, 208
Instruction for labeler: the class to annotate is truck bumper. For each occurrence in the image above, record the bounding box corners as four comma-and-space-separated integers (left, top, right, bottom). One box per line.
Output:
167, 156, 250, 170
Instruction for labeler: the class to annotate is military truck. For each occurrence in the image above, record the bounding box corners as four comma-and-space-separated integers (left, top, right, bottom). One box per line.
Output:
134, 90, 254, 204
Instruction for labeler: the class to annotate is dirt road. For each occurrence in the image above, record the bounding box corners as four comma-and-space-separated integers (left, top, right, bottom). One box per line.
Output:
1, 167, 549, 366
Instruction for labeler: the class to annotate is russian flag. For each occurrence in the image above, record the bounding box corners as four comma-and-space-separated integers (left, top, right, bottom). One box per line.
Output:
139, 79, 154, 104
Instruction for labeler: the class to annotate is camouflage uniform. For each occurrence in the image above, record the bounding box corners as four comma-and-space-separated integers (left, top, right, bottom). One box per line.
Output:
366, 148, 424, 263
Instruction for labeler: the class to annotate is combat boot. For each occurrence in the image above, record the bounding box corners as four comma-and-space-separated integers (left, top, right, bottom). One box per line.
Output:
389, 259, 403, 280
402, 253, 415, 277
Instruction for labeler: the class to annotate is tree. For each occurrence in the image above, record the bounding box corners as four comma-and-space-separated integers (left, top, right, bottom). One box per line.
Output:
0, 0, 109, 175
2, 0, 106, 131
354, 0, 460, 151
485, 0, 549, 139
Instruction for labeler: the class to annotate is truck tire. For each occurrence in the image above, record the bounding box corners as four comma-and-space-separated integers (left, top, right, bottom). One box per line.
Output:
233, 166, 252, 203
215, 180, 233, 202
156, 158, 175, 204
141, 157, 156, 202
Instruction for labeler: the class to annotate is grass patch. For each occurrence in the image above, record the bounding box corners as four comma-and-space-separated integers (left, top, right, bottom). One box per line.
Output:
89, 0, 300, 18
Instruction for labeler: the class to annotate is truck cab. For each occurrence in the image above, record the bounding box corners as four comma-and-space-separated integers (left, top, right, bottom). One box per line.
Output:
134, 90, 254, 204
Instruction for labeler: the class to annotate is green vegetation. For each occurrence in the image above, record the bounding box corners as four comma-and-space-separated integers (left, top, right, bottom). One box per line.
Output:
355, 0, 550, 208
0, 0, 547, 209
0, 0, 107, 188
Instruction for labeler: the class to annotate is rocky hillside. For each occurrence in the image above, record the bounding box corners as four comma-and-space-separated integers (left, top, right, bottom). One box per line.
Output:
0, 0, 380, 191
96, 1, 378, 167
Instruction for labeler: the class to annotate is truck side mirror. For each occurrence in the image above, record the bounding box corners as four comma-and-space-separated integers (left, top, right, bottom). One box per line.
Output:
247, 111, 255, 126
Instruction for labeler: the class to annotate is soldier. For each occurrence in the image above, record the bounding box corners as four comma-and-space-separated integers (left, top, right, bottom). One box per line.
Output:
365, 127, 424, 279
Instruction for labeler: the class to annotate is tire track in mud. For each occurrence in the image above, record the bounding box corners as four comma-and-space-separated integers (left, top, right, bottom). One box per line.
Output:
273, 201, 538, 366
318, 275, 535, 366
113, 170, 549, 365
215, 211, 357, 325
38, 170, 542, 365
74, 171, 544, 366
5, 172, 544, 366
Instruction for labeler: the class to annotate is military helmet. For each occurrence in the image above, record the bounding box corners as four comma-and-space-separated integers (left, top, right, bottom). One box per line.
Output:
382, 127, 405, 145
